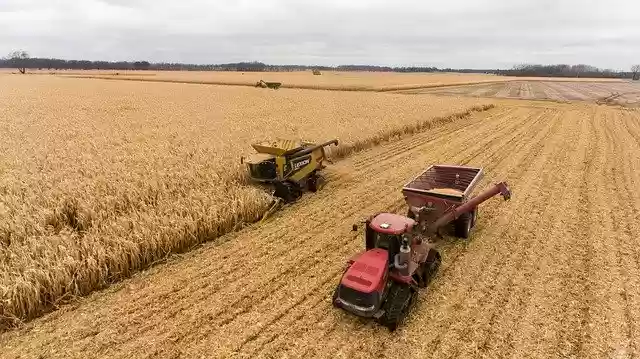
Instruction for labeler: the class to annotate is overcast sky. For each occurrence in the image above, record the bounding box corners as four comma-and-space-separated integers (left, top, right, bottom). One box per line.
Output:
1, 0, 638, 69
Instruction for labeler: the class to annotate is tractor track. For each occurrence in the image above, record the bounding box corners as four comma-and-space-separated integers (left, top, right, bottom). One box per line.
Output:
2, 104, 640, 359
590, 108, 640, 358
418, 110, 567, 358
413, 81, 640, 106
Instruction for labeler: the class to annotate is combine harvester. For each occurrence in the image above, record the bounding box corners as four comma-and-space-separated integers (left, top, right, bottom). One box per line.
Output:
255, 80, 282, 89
333, 165, 511, 330
242, 139, 338, 202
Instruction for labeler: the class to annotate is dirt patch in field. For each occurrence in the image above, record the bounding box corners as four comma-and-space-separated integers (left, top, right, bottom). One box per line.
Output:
409, 80, 640, 105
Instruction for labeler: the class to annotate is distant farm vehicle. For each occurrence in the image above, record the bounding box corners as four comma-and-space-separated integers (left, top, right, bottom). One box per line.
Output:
596, 92, 623, 105
242, 139, 338, 203
256, 80, 282, 89
312, 70, 322, 75
333, 165, 511, 331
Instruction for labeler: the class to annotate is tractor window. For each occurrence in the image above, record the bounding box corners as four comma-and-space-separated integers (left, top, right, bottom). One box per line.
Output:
338, 285, 378, 308
375, 233, 399, 250
249, 160, 276, 180
375, 233, 401, 264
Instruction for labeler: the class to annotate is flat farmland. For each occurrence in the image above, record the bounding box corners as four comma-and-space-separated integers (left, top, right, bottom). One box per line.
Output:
52, 70, 512, 91
0, 75, 493, 328
2, 103, 640, 359
407, 80, 640, 105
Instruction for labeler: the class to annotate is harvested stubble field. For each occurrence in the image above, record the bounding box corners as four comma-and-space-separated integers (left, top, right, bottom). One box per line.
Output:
0, 75, 494, 328
2, 101, 640, 359
408, 80, 640, 105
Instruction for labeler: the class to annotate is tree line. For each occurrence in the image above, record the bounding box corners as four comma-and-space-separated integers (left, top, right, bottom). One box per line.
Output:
2, 51, 639, 80
500, 64, 638, 79
0, 55, 455, 73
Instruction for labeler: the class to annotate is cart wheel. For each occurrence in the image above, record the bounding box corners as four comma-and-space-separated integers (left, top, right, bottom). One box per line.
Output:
454, 212, 473, 239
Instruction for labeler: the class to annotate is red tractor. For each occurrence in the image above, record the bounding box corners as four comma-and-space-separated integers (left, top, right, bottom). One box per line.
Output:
332, 165, 511, 330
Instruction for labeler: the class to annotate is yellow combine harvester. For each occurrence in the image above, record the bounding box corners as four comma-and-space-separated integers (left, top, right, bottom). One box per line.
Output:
242, 139, 338, 202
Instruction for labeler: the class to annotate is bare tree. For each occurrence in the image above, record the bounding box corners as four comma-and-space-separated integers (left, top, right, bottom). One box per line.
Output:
632, 65, 640, 81
6, 50, 29, 74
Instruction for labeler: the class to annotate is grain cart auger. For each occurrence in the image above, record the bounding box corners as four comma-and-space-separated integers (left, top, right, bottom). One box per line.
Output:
332, 165, 511, 331
242, 139, 339, 203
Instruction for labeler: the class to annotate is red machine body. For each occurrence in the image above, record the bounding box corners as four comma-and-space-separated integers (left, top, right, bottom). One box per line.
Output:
341, 248, 389, 295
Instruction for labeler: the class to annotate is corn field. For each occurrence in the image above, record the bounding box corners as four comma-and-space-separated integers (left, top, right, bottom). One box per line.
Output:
0, 75, 493, 328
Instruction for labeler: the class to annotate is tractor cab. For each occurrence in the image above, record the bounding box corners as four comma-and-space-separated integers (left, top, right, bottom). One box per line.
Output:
366, 213, 416, 261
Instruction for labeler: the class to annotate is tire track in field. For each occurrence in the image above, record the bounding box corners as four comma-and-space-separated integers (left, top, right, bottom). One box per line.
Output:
614, 110, 640, 358
617, 109, 640, 150
570, 106, 600, 358
529, 81, 550, 100
500, 109, 591, 358
590, 108, 640, 358
349, 107, 521, 171
609, 112, 640, 359
444, 110, 582, 358
576, 107, 640, 358
410, 111, 569, 358
585, 108, 628, 358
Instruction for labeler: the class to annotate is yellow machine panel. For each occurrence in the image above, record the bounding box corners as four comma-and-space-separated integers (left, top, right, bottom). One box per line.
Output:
251, 139, 307, 156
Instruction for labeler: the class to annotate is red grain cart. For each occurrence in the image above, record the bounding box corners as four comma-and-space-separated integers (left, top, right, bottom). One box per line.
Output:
403, 165, 486, 238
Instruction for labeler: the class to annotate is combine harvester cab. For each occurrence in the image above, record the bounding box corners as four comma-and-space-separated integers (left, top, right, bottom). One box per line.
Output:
333, 164, 511, 331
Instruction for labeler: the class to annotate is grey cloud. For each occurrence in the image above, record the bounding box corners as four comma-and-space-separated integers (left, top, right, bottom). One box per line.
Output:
1, 0, 639, 69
